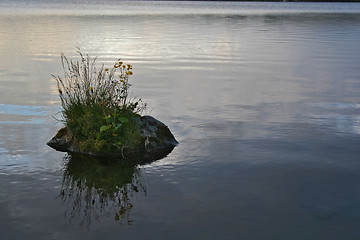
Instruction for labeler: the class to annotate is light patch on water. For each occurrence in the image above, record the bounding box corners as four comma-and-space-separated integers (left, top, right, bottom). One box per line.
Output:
0, 104, 49, 124
315, 102, 360, 110
307, 102, 360, 135
0, 119, 46, 125
0, 104, 46, 116
311, 114, 360, 135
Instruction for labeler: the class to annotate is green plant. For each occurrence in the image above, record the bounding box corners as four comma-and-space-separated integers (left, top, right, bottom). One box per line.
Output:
53, 48, 146, 153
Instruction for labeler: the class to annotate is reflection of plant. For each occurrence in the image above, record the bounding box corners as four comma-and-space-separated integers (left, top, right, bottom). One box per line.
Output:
58, 154, 146, 226
52, 48, 146, 153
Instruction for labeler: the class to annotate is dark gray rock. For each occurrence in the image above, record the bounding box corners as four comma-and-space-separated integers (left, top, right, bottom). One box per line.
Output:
47, 115, 178, 162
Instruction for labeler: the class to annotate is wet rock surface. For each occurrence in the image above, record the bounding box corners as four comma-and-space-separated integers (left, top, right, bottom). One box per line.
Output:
47, 115, 178, 162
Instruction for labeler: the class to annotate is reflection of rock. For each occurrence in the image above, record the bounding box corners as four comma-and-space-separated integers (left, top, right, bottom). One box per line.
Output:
58, 153, 147, 226
47, 115, 178, 162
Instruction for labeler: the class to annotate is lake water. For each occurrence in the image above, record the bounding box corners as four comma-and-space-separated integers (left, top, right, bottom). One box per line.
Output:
1, 1, 360, 239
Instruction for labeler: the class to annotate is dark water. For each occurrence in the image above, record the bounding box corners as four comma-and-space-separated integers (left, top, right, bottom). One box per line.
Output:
1, 1, 360, 239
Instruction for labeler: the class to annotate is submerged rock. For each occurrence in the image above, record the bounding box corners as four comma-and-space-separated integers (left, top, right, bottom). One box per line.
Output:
47, 115, 178, 162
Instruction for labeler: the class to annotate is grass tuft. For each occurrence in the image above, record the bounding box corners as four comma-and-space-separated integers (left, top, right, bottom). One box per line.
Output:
53, 48, 146, 153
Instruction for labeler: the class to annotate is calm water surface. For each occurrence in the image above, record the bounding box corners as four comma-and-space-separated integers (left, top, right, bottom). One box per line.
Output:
1, 1, 360, 239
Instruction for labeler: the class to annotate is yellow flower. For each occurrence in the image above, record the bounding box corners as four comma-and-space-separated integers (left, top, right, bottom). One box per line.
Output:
127, 64, 132, 70
126, 71, 133, 75
58, 88, 62, 94
105, 68, 109, 71
114, 64, 119, 68
90, 87, 93, 93
120, 79, 125, 83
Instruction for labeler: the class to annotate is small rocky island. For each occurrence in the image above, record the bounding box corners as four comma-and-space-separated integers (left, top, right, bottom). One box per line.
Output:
48, 115, 178, 161
48, 50, 177, 161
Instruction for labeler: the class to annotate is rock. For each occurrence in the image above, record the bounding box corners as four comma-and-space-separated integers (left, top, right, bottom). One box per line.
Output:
47, 115, 178, 162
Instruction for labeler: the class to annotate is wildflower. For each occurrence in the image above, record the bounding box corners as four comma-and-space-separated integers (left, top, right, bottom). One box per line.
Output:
105, 68, 109, 71
58, 88, 62, 95
114, 64, 119, 68
90, 87, 93, 93
120, 79, 125, 83
122, 65, 126, 69
127, 64, 132, 70
127, 71, 133, 75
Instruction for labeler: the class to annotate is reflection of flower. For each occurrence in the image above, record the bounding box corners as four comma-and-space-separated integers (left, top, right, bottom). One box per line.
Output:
58, 153, 146, 226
